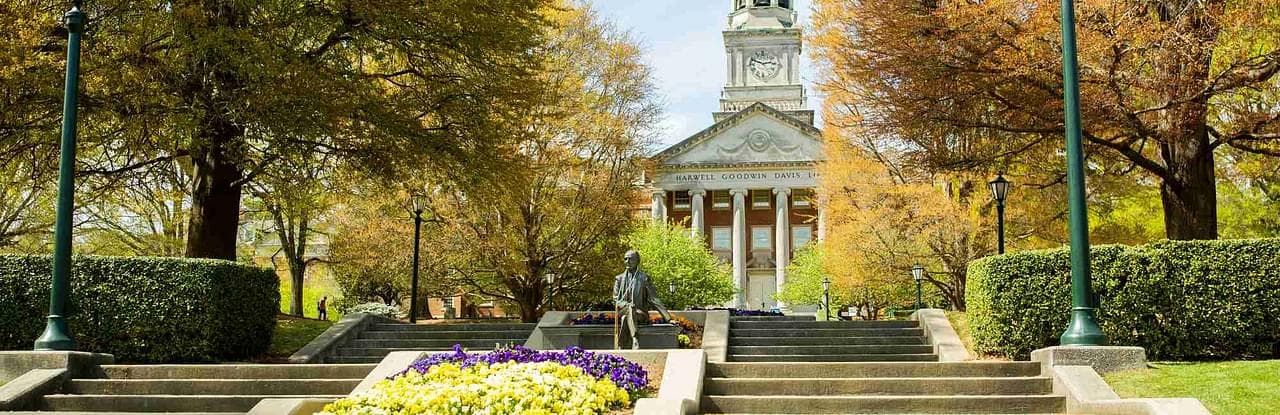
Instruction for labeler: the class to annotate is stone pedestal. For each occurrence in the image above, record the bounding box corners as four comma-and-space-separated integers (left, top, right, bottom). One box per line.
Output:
1031, 346, 1147, 374
539, 324, 680, 350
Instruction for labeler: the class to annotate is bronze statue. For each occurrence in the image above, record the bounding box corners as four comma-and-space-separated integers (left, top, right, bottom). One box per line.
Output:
613, 250, 673, 349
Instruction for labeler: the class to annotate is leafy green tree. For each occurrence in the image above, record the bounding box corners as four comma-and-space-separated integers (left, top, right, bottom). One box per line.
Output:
1, 0, 549, 259
624, 222, 735, 310
433, 4, 662, 322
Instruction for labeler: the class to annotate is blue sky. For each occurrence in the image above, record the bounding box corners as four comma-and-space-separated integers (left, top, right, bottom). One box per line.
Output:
590, 1, 820, 151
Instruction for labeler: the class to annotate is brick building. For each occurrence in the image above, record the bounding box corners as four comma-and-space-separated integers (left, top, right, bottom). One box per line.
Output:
646, 0, 823, 312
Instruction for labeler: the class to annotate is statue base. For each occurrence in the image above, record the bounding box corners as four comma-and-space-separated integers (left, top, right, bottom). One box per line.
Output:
539, 324, 680, 350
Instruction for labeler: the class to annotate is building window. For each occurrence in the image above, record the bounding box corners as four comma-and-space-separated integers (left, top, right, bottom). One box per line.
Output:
673, 191, 691, 211
791, 226, 814, 250
751, 190, 771, 210
751, 226, 771, 251
442, 297, 454, 308
792, 189, 813, 209
712, 191, 731, 210
711, 227, 732, 251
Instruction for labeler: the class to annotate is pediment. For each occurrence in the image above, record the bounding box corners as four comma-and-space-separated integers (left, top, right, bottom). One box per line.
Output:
653, 103, 822, 168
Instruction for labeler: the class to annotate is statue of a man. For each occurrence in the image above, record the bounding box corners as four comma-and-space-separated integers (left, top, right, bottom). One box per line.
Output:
613, 250, 673, 349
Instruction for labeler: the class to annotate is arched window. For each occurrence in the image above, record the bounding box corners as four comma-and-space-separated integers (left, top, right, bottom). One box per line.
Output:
754, 0, 770, 7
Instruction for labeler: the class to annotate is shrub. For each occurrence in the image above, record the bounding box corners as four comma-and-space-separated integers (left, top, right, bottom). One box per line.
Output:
967, 239, 1280, 360
342, 302, 403, 319
0, 255, 278, 362
320, 361, 631, 415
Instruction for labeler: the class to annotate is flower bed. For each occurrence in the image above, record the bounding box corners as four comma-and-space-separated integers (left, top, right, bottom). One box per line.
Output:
320, 346, 650, 415
570, 313, 702, 348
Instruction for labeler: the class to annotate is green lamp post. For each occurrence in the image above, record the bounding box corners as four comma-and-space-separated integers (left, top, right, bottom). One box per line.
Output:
1058, 0, 1106, 346
35, 0, 87, 351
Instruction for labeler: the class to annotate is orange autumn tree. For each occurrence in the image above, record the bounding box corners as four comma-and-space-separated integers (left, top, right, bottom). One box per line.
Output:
817, 138, 997, 311
810, 0, 1280, 240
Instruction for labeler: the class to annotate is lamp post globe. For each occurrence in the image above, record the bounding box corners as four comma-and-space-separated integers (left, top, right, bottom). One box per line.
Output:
989, 173, 1011, 254
35, 0, 88, 351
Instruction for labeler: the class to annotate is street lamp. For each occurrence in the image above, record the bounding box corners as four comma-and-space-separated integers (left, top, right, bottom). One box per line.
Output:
911, 264, 924, 311
1058, 0, 1106, 346
544, 273, 557, 312
35, 0, 87, 351
821, 277, 831, 321
989, 173, 1010, 254
409, 194, 427, 323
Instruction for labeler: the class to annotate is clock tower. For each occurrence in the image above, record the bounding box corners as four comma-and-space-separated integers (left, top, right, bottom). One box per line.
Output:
718, 0, 811, 125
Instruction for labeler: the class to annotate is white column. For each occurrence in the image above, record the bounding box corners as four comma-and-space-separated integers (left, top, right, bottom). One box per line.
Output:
650, 189, 666, 222
773, 188, 790, 311
690, 189, 707, 237
730, 188, 748, 308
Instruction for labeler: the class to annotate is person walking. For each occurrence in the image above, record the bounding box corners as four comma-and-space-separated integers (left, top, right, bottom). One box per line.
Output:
317, 296, 328, 320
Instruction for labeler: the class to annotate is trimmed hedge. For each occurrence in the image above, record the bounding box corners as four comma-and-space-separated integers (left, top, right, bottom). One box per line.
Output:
967, 239, 1280, 360
0, 255, 279, 362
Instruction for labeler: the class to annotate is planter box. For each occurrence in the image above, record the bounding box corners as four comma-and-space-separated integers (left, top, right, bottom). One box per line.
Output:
539, 324, 680, 350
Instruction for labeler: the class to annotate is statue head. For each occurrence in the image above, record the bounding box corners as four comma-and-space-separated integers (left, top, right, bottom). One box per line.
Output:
624, 250, 641, 271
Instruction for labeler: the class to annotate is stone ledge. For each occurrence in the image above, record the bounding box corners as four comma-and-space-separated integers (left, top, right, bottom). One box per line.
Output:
1032, 346, 1146, 375
0, 369, 66, 411
910, 309, 969, 362
248, 398, 336, 415
1049, 365, 1211, 415
290, 313, 398, 364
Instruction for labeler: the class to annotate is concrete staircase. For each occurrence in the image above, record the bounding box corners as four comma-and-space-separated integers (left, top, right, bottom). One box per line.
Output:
703, 316, 1065, 414
327, 322, 536, 363
15, 364, 374, 414
728, 316, 936, 362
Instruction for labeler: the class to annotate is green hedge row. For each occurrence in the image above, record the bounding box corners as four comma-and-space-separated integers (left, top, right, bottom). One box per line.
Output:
967, 239, 1280, 360
0, 255, 279, 362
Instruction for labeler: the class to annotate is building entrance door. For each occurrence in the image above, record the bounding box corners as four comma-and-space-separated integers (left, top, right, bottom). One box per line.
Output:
747, 272, 777, 310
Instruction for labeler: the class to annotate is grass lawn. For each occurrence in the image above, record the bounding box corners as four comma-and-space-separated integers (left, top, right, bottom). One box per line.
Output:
259, 315, 334, 362
1104, 360, 1280, 415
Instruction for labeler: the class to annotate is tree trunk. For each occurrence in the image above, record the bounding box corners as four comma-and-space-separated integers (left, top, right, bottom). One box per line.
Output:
185, 138, 244, 260
1153, 1, 1220, 241
289, 262, 305, 316
179, 2, 248, 260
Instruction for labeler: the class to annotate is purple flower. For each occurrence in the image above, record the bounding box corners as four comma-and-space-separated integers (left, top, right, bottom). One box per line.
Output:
397, 345, 650, 393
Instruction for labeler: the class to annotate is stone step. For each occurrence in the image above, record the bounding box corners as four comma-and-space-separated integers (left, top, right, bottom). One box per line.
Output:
700, 395, 1065, 414
730, 336, 928, 346
703, 377, 1054, 396
349, 338, 525, 349
357, 330, 533, 340
335, 347, 464, 358
324, 356, 385, 364
729, 316, 814, 321
729, 345, 936, 356
40, 395, 345, 413
97, 365, 375, 380
730, 320, 918, 329
65, 379, 361, 396
729, 354, 939, 363
729, 328, 925, 338
707, 362, 1043, 378
368, 323, 535, 332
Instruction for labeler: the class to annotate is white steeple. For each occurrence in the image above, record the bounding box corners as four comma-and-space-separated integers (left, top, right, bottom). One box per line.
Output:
718, 0, 811, 125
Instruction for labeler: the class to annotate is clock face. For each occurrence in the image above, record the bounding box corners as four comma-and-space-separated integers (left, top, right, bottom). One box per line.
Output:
748, 51, 781, 81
